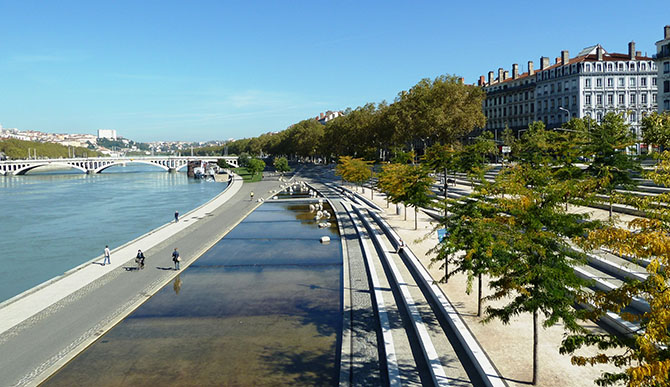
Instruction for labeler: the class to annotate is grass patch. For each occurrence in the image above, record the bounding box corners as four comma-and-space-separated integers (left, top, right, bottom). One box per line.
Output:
233, 167, 263, 182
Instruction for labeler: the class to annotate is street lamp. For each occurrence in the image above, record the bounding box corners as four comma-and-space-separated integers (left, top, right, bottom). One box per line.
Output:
558, 106, 571, 123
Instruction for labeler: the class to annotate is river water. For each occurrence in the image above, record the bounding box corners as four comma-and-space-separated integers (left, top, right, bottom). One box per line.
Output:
0, 165, 227, 303
44, 200, 342, 386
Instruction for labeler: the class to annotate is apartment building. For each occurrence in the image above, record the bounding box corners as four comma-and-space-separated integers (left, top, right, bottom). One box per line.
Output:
656, 25, 670, 112
480, 41, 658, 150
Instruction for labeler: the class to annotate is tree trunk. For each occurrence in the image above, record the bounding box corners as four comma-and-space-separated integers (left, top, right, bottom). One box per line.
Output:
444, 167, 449, 217
532, 309, 539, 385
414, 207, 418, 230
477, 273, 482, 317
404, 205, 407, 221
386, 197, 389, 208
609, 194, 613, 220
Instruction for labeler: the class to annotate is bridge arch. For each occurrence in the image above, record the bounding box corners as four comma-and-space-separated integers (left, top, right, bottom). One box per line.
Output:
94, 160, 170, 173
14, 162, 87, 175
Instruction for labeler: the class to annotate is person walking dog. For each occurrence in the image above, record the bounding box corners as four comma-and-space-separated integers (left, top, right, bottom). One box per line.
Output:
172, 248, 181, 270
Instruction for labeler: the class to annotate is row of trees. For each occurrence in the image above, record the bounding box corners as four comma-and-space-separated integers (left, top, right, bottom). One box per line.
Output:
336, 111, 670, 386
216, 75, 485, 162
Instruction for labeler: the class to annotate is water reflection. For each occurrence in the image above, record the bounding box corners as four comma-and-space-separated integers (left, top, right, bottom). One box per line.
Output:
44, 200, 342, 386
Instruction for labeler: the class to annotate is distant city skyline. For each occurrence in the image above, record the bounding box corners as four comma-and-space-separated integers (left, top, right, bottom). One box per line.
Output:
0, 1, 668, 142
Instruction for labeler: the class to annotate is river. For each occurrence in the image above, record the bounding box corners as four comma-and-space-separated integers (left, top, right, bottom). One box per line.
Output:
0, 165, 227, 303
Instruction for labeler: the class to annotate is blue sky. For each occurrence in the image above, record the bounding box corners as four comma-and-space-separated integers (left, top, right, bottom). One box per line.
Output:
0, 1, 668, 142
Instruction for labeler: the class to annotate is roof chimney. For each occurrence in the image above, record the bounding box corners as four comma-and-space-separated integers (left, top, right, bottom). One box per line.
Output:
498, 68, 504, 82
628, 41, 636, 60
503, 71, 509, 80
665, 25, 670, 39
459, 77, 464, 84
488, 71, 494, 85
596, 46, 604, 61
512, 63, 519, 79
540, 56, 550, 70
636, 51, 642, 57
528, 60, 535, 75
478, 75, 485, 86
561, 50, 569, 65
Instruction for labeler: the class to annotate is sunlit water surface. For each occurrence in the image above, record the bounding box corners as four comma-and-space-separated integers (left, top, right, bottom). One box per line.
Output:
44, 201, 343, 386
0, 165, 227, 302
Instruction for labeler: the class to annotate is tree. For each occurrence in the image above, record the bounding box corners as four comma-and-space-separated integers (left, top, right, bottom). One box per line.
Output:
433, 125, 600, 385
273, 156, 291, 175
246, 158, 265, 177
335, 156, 373, 190
423, 143, 461, 215
641, 111, 670, 151
584, 112, 640, 219
560, 149, 670, 387
457, 132, 497, 189
378, 163, 432, 229
430, 193, 507, 314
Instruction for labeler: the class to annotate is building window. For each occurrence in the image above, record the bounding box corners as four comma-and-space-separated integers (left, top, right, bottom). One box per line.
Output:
665, 81, 670, 93
597, 64, 602, 72
618, 63, 624, 71
597, 78, 603, 87
641, 77, 647, 87
585, 78, 591, 88
641, 93, 647, 104
630, 112, 637, 123
564, 96, 569, 107
572, 80, 576, 90
653, 94, 657, 103
585, 64, 591, 72
531, 103, 534, 113
641, 63, 646, 71
586, 94, 592, 105
628, 63, 635, 71
597, 112, 603, 121
653, 78, 657, 86
631, 94, 636, 104
665, 100, 670, 110
607, 94, 614, 105
597, 94, 603, 105
572, 95, 576, 105
618, 78, 625, 87
664, 62, 670, 74
630, 78, 636, 87
619, 94, 625, 104
607, 78, 613, 87
607, 63, 613, 71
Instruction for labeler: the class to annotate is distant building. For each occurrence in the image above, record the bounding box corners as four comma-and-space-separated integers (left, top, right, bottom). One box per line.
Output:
656, 25, 670, 112
480, 41, 658, 152
97, 129, 117, 140
315, 110, 344, 124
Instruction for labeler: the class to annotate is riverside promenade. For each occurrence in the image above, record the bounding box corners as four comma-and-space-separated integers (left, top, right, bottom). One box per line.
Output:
0, 174, 287, 386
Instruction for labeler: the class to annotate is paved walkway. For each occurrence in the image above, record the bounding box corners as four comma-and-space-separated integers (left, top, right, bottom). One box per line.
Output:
0, 175, 287, 386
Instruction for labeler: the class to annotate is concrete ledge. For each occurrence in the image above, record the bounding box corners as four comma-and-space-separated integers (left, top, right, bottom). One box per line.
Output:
367, 209, 507, 387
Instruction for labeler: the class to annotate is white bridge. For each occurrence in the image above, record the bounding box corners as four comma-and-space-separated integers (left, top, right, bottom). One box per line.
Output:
0, 156, 239, 176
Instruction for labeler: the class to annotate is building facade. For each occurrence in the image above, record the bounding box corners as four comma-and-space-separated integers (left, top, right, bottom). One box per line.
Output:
480, 41, 658, 151
656, 25, 670, 112
97, 129, 117, 140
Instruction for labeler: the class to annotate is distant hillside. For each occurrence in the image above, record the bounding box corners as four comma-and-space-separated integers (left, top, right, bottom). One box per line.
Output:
0, 138, 104, 160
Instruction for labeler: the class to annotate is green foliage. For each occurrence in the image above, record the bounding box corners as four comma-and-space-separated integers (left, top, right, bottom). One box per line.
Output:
0, 138, 104, 159
335, 156, 373, 186
232, 167, 263, 182
273, 156, 291, 174
216, 158, 230, 169
377, 163, 433, 229
246, 158, 266, 177
641, 111, 670, 149
238, 152, 250, 167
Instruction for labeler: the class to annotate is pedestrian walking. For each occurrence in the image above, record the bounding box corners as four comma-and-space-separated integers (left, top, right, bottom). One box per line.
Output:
136, 249, 145, 270
174, 210, 179, 222
172, 248, 181, 270
396, 239, 405, 254
250, 191, 254, 201
103, 245, 111, 266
